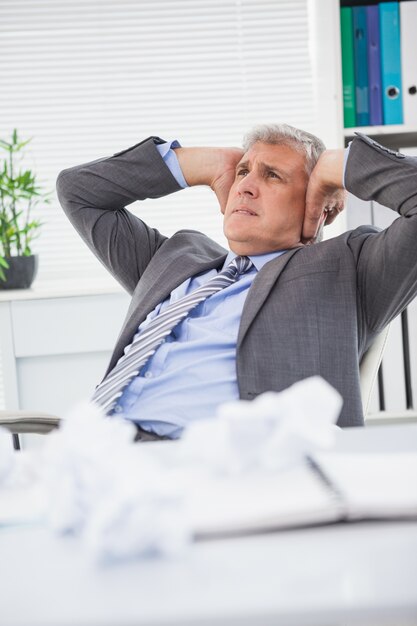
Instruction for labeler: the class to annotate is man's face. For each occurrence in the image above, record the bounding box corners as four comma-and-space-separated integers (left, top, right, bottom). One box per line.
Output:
223, 142, 309, 255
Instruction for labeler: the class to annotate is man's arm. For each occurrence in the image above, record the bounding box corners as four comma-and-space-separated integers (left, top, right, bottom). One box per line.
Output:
57, 139, 241, 294
305, 134, 417, 332
345, 135, 417, 331
56, 138, 181, 294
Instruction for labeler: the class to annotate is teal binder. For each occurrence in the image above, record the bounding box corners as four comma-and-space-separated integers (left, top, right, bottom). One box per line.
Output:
379, 2, 403, 125
341, 7, 356, 128
353, 6, 370, 126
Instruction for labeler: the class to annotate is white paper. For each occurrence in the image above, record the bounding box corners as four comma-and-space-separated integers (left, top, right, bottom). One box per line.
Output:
0, 377, 345, 563
181, 376, 342, 474
314, 452, 417, 519
188, 465, 342, 536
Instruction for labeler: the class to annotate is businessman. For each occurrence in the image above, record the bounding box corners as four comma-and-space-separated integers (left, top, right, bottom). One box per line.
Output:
56, 124, 417, 440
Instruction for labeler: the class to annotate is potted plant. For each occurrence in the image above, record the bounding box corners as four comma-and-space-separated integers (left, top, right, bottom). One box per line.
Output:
0, 129, 49, 289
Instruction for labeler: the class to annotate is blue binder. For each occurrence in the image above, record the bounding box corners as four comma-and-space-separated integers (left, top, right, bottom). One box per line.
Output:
366, 5, 383, 125
353, 6, 370, 126
379, 2, 403, 125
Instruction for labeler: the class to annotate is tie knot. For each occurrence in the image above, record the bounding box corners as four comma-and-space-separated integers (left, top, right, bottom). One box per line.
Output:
233, 255, 253, 275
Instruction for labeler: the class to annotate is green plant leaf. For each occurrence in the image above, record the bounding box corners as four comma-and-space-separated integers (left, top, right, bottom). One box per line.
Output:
0, 129, 46, 256
0, 256, 9, 269
15, 138, 32, 151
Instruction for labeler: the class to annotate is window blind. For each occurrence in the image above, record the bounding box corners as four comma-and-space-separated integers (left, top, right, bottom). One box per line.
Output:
0, 0, 320, 285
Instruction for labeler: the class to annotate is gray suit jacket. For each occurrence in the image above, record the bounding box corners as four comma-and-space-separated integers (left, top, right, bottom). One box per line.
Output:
56, 134, 417, 427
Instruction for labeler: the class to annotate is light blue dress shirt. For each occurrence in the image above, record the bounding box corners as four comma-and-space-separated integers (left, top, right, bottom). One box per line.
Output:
113, 141, 285, 437
115, 249, 285, 438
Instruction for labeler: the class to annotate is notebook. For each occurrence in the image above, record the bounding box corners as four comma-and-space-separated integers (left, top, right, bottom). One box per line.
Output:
190, 452, 417, 538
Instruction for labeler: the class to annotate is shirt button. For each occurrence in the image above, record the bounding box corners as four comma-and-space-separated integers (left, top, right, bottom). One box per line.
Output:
113, 405, 123, 413
144, 371, 153, 379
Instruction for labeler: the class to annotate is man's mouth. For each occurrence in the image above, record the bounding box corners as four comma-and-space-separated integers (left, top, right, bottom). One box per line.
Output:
232, 207, 257, 216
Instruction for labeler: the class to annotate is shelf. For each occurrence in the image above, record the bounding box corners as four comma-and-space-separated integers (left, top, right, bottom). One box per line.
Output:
344, 124, 417, 136
343, 125, 417, 149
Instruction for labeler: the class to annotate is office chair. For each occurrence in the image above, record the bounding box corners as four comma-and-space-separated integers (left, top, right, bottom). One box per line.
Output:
360, 325, 390, 416
0, 325, 392, 449
0, 410, 60, 450
0, 410, 60, 436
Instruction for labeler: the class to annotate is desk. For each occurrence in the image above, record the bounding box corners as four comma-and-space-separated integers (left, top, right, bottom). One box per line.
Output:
1, 424, 417, 626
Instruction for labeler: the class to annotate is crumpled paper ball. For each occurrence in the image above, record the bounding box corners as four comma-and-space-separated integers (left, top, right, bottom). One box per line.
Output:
180, 376, 342, 474
41, 401, 190, 563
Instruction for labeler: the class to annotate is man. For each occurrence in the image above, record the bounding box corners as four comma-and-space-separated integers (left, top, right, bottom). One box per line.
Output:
56, 124, 417, 440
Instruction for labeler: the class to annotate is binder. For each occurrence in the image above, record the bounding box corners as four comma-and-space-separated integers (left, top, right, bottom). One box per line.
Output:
353, 6, 370, 126
340, 7, 356, 128
366, 5, 383, 125
400, 0, 417, 126
379, 2, 403, 125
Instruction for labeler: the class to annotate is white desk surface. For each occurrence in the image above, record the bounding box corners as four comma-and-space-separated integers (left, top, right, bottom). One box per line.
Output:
2, 424, 417, 626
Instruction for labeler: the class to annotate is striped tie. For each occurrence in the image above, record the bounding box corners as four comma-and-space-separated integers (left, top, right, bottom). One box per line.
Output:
92, 255, 253, 414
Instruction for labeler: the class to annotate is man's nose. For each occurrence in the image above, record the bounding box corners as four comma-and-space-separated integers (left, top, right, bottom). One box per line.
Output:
236, 172, 259, 197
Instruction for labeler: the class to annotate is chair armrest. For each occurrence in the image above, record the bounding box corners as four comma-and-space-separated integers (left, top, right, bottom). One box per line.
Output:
0, 411, 60, 435
360, 325, 390, 415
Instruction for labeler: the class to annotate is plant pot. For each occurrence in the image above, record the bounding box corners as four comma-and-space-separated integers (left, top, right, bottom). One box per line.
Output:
0, 255, 38, 290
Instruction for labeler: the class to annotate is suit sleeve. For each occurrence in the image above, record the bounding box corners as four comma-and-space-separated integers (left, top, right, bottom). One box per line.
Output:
56, 137, 183, 294
345, 134, 417, 331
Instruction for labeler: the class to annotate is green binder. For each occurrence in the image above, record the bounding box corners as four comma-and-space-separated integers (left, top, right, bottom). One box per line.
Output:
340, 7, 356, 128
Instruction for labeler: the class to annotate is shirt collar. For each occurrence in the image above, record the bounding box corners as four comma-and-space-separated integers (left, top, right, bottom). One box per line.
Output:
224, 249, 287, 272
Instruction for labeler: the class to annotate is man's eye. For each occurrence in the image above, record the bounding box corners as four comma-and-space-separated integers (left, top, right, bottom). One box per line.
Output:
267, 171, 280, 179
237, 168, 248, 177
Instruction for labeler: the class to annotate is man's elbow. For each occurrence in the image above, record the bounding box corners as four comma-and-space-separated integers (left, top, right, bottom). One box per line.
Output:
56, 166, 80, 214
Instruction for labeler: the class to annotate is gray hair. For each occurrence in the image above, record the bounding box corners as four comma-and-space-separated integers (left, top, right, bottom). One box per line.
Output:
243, 123, 326, 176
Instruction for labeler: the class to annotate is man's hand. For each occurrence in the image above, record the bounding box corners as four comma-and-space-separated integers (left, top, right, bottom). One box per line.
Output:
302, 149, 346, 244
211, 148, 244, 213
174, 146, 243, 212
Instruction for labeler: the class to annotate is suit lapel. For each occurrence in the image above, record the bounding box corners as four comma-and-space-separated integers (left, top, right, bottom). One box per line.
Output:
238, 248, 301, 346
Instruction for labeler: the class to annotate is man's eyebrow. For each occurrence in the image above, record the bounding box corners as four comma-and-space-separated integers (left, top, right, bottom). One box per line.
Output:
260, 162, 290, 180
236, 159, 291, 180
236, 160, 288, 173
